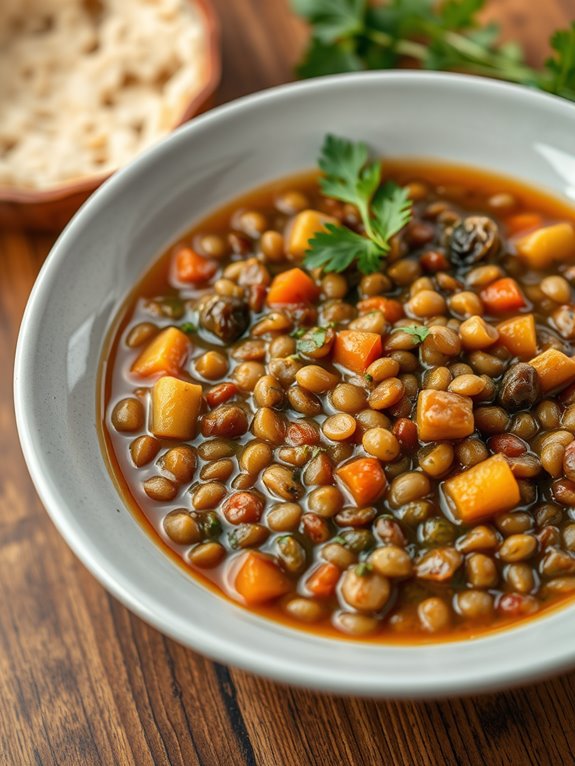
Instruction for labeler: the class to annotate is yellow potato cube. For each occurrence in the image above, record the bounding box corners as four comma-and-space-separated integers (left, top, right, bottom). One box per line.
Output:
516, 223, 575, 269
444, 454, 520, 522
286, 209, 337, 259
416, 389, 474, 442
151, 376, 203, 440
529, 348, 575, 393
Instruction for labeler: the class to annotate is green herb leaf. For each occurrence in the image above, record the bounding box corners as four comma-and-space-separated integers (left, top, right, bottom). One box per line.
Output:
179, 322, 197, 334
355, 562, 373, 577
544, 23, 575, 100
305, 224, 384, 274
296, 326, 328, 355
292, 1, 575, 105
297, 37, 364, 78
291, 0, 365, 43
304, 135, 412, 275
395, 325, 431, 343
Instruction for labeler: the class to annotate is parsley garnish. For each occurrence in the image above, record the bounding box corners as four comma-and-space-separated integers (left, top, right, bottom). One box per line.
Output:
296, 326, 328, 355
303, 135, 412, 275
292, 2, 575, 102
180, 322, 197, 334
355, 562, 373, 577
395, 325, 431, 344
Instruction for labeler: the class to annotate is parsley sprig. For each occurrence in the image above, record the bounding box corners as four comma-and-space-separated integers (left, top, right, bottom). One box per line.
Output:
303, 135, 412, 274
292, 0, 575, 102
395, 325, 431, 343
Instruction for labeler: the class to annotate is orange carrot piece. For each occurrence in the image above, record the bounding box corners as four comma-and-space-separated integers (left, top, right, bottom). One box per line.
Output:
505, 213, 543, 237
333, 330, 382, 373
235, 552, 292, 604
496, 314, 537, 360
266, 268, 320, 305
529, 348, 575, 393
174, 246, 218, 284
416, 389, 474, 442
131, 327, 190, 377
480, 277, 526, 314
444, 454, 520, 522
306, 562, 340, 598
357, 297, 404, 324
336, 457, 387, 506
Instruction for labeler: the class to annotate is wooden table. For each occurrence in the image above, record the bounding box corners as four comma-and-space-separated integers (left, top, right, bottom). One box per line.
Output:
2, 1, 575, 764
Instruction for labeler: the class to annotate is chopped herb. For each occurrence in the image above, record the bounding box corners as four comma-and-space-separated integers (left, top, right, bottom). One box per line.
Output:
364, 373, 373, 383
290, 327, 308, 338
296, 326, 328, 355
355, 561, 373, 577
303, 135, 412, 275
292, 2, 575, 104
332, 535, 346, 545
180, 322, 198, 334
395, 325, 431, 343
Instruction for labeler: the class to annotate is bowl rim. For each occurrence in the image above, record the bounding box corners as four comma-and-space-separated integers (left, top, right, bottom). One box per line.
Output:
14, 70, 575, 698
0, 0, 221, 206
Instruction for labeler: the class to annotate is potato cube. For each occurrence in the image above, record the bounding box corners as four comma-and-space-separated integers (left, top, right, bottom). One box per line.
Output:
529, 348, 575, 393
151, 376, 203, 439
516, 223, 575, 269
416, 389, 474, 442
286, 210, 337, 259
444, 454, 520, 522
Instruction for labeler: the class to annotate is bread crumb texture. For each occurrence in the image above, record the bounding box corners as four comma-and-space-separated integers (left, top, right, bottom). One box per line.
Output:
0, 0, 208, 190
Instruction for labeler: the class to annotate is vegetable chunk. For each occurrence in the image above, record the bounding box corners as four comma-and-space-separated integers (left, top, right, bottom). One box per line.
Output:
336, 457, 387, 505
529, 348, 575, 393
516, 223, 575, 269
132, 327, 190, 377
287, 210, 336, 259
151, 376, 203, 439
480, 278, 526, 314
266, 268, 320, 305
444, 454, 520, 522
496, 314, 537, 360
333, 330, 382, 373
174, 246, 217, 284
416, 389, 474, 442
235, 552, 292, 604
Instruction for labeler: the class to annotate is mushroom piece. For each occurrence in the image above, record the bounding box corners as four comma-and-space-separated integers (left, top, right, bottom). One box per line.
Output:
200, 295, 250, 343
448, 216, 500, 264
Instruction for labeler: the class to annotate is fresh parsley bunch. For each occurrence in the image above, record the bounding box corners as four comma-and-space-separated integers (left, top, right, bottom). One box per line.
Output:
304, 135, 412, 274
292, 0, 575, 101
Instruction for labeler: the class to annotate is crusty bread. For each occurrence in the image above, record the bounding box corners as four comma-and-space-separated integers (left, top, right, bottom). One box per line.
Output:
0, 0, 208, 190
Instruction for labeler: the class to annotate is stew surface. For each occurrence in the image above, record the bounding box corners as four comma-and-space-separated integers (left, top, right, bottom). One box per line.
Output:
101, 150, 575, 642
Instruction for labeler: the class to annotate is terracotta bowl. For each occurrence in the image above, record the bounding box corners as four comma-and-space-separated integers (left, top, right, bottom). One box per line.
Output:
0, 0, 220, 231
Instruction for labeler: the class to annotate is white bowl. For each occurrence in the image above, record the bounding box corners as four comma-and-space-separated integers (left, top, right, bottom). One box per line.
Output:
15, 72, 575, 698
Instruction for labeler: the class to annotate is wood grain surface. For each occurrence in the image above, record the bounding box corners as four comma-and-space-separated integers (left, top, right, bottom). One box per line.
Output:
2, 1, 575, 764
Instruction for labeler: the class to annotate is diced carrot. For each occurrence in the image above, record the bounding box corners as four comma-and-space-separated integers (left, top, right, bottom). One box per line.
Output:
529, 348, 575, 393
151, 376, 203, 439
444, 454, 520, 522
206, 382, 237, 407
333, 330, 383, 373
267, 268, 320, 305
286, 210, 337, 259
174, 246, 218, 284
496, 314, 537, 360
515, 222, 575, 269
306, 562, 340, 598
480, 277, 526, 314
234, 552, 292, 604
336, 457, 387, 506
416, 389, 474, 442
131, 327, 190, 377
505, 213, 543, 237
357, 297, 405, 324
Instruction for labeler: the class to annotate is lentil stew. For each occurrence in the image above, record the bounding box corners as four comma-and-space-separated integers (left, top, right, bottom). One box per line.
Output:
101, 141, 575, 642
